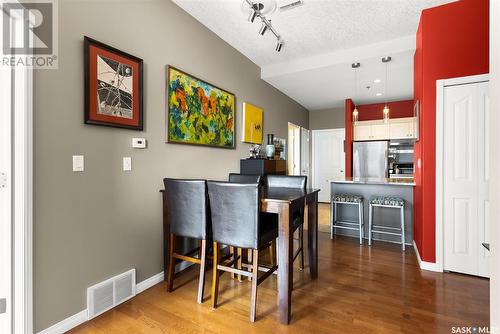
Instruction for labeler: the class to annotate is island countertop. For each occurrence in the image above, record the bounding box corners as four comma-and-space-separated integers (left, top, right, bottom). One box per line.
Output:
331, 177, 416, 187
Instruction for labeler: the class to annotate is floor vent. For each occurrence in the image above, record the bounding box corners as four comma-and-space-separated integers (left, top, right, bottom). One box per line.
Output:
87, 269, 136, 319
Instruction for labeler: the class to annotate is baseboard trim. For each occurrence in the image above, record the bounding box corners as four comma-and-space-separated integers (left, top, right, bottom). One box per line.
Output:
136, 271, 164, 294
413, 240, 443, 272
37, 310, 88, 334
37, 271, 164, 334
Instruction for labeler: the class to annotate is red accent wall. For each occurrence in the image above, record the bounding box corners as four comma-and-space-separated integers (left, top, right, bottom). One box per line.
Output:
413, 0, 489, 262
357, 100, 414, 121
345, 99, 354, 177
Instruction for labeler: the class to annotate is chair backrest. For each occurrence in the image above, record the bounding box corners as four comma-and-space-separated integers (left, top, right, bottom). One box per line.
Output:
207, 181, 260, 249
163, 178, 208, 240
228, 173, 262, 185
265, 175, 307, 189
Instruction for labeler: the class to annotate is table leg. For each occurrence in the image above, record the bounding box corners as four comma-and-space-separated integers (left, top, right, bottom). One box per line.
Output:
162, 192, 170, 283
307, 192, 319, 279
277, 202, 293, 324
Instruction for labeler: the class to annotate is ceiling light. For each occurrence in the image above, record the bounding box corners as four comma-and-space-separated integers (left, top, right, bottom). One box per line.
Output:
376, 93, 382, 96
276, 40, 284, 52
259, 22, 268, 35
248, 8, 258, 22
352, 62, 361, 125
245, 0, 283, 52
382, 56, 392, 123
374, 79, 381, 83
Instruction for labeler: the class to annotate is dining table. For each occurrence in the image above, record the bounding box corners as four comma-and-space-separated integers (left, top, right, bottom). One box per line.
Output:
161, 186, 320, 325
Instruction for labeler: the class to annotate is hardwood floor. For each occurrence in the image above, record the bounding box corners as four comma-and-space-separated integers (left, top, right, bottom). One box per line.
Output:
70, 229, 489, 334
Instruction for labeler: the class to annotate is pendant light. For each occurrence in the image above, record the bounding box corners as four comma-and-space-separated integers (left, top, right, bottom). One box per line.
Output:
352, 62, 361, 125
382, 56, 392, 123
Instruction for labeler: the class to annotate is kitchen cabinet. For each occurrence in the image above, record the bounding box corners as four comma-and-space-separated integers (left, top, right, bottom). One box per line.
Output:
353, 117, 416, 141
389, 117, 416, 139
353, 123, 372, 140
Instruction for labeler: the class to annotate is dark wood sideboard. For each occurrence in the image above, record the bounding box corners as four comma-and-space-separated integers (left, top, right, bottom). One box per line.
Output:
240, 159, 286, 176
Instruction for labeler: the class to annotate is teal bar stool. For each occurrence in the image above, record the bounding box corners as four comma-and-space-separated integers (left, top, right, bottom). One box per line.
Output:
368, 196, 405, 251
330, 194, 364, 244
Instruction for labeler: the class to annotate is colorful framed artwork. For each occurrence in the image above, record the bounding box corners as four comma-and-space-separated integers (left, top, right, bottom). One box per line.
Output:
242, 102, 263, 144
167, 66, 235, 149
84, 36, 143, 130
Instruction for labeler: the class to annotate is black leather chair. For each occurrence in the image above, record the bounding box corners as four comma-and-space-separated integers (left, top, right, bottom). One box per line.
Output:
228, 173, 262, 185
264, 174, 307, 270
207, 181, 278, 322
163, 178, 210, 304
228, 173, 268, 281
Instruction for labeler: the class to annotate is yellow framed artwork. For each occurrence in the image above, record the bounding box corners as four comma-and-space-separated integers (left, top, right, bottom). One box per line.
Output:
242, 102, 263, 144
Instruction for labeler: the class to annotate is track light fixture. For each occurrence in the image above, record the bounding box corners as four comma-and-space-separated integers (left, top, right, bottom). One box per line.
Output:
259, 22, 268, 35
245, 0, 284, 52
248, 9, 258, 22
276, 40, 284, 52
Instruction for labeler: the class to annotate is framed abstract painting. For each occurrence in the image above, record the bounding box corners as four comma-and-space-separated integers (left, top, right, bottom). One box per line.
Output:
84, 36, 143, 130
242, 102, 263, 144
167, 66, 235, 148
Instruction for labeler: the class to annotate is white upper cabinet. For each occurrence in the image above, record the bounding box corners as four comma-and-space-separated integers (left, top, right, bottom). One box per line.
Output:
353, 123, 372, 140
389, 117, 416, 139
353, 117, 416, 141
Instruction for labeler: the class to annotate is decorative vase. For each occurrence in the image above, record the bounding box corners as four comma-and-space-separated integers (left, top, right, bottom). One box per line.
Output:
266, 144, 275, 159
267, 134, 274, 145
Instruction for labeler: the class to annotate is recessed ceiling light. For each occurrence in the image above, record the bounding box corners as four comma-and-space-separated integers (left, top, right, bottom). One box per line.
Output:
374, 79, 381, 83
376, 93, 383, 96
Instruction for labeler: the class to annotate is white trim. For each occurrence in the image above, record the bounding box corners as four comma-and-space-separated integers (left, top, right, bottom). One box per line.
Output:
36, 310, 88, 334
37, 271, 165, 334
136, 272, 164, 294
413, 241, 443, 273
12, 23, 34, 334
435, 73, 489, 273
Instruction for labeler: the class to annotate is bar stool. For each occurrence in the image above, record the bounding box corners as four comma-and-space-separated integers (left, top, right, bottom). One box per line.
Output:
330, 194, 364, 244
368, 196, 406, 251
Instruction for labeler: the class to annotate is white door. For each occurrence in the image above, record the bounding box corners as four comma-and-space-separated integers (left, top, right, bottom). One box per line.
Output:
0, 67, 12, 332
288, 123, 301, 175
313, 129, 345, 202
300, 128, 311, 186
443, 81, 489, 277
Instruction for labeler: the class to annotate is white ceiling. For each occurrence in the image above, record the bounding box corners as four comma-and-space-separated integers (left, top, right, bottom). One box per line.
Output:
172, 0, 456, 110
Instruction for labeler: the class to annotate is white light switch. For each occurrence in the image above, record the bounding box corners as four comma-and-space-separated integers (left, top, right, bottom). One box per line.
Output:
72, 155, 84, 172
123, 157, 132, 171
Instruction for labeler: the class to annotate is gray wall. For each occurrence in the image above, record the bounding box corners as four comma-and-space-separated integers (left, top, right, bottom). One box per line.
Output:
309, 107, 345, 130
33, 0, 308, 331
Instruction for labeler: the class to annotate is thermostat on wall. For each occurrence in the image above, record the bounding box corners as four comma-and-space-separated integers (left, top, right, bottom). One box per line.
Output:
132, 138, 147, 149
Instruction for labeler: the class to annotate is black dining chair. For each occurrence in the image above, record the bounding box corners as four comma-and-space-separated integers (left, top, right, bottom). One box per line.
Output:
228, 173, 262, 185
264, 174, 307, 270
207, 181, 278, 322
163, 178, 210, 304
228, 173, 266, 281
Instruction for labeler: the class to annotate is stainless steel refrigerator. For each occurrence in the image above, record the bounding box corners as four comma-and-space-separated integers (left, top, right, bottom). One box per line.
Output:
353, 141, 389, 178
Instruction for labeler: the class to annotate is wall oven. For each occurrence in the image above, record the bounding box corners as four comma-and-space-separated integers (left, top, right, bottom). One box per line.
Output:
388, 141, 414, 179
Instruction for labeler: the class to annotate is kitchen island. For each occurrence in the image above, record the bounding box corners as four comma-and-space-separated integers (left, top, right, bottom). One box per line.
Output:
330, 178, 415, 245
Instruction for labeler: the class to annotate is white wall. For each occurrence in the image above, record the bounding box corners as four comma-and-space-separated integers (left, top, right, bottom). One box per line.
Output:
490, 0, 500, 330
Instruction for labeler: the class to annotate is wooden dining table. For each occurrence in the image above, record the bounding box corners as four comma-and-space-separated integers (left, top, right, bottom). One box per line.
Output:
260, 187, 320, 324
161, 186, 320, 325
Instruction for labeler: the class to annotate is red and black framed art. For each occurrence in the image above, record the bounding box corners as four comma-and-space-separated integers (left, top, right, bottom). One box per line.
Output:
84, 36, 143, 130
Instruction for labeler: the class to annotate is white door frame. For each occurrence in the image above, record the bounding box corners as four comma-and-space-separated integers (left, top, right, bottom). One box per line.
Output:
435, 73, 489, 273
1, 4, 34, 332
287, 122, 301, 175
311, 128, 345, 190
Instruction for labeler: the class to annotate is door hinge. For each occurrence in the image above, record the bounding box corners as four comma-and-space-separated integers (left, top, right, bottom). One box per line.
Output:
0, 298, 6, 314
0, 172, 7, 188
